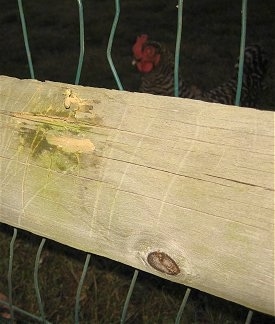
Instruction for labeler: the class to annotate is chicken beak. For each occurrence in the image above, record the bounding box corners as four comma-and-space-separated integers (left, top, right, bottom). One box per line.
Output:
132, 59, 137, 66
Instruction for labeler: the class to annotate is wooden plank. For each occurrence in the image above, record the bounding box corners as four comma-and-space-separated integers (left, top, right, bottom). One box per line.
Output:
0, 75, 274, 315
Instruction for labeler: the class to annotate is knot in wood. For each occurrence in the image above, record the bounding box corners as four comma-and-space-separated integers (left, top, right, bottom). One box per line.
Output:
147, 251, 180, 275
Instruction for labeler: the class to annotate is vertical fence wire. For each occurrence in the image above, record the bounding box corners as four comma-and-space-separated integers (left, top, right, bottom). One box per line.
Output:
74, 254, 91, 324
245, 310, 254, 324
106, 2, 140, 321
174, 0, 183, 97
174, 2, 192, 319
175, 287, 191, 324
4, 1, 262, 323
75, 0, 85, 85
17, 3, 48, 319
107, 0, 123, 90
8, 228, 17, 322
235, 0, 247, 106
73, 3, 91, 323
120, 269, 139, 324
17, 0, 35, 79
34, 238, 46, 323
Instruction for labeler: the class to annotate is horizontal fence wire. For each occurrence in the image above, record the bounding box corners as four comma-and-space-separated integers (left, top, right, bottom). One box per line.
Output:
0, 0, 259, 323
0, 300, 52, 324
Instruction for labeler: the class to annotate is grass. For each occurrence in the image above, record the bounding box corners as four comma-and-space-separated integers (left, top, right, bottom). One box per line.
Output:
0, 0, 274, 323
1, 225, 274, 324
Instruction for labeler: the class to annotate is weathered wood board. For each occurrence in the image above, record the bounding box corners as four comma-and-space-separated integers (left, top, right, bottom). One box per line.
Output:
0, 76, 274, 315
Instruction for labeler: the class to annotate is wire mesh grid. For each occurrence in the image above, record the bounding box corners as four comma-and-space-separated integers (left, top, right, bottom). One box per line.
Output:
0, 0, 273, 323
0, 226, 261, 323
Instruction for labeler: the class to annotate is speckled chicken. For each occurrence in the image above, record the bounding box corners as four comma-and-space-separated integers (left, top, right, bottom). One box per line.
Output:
132, 34, 268, 108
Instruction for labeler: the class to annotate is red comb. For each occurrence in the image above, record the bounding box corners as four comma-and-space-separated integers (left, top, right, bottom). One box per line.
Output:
132, 34, 149, 58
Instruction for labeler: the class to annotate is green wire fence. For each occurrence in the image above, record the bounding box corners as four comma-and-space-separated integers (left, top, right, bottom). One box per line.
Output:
0, 0, 260, 322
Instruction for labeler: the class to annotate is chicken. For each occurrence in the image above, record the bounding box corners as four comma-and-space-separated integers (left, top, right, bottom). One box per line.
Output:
132, 34, 201, 99
132, 34, 268, 108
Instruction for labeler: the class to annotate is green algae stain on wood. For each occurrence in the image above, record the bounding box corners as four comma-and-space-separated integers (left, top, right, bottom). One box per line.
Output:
8, 90, 103, 173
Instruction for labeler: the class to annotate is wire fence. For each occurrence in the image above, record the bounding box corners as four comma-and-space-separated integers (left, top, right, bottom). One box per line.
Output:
0, 0, 271, 323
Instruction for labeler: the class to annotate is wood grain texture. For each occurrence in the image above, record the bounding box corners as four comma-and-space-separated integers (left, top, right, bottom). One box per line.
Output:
0, 76, 274, 315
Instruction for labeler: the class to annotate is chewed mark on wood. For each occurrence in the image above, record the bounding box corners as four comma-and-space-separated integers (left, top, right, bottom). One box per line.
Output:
147, 251, 180, 275
46, 135, 95, 153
